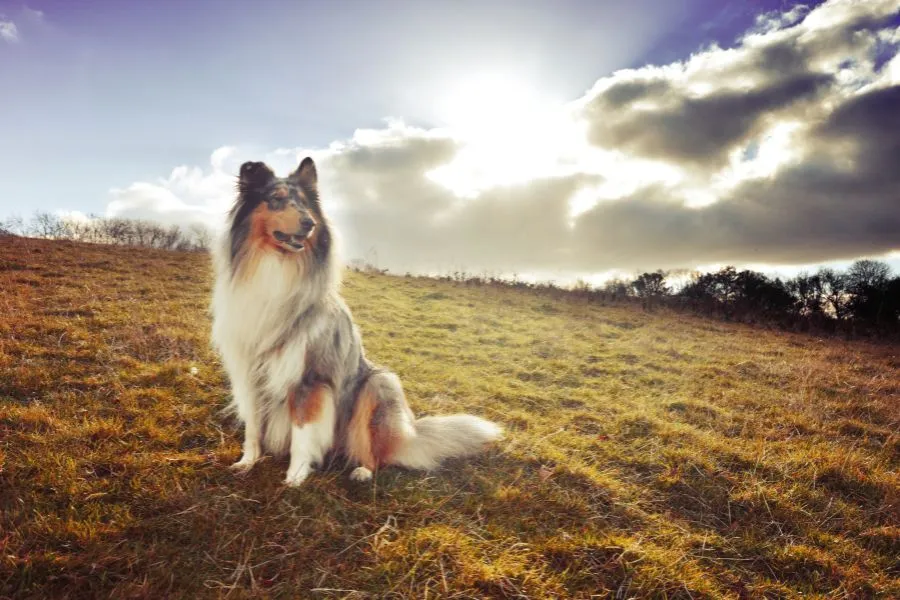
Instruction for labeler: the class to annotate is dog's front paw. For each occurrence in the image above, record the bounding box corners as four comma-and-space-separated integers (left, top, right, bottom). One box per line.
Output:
284, 463, 311, 487
229, 455, 258, 476
349, 466, 373, 482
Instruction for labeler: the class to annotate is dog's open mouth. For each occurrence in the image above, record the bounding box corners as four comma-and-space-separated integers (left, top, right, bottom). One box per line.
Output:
273, 230, 310, 252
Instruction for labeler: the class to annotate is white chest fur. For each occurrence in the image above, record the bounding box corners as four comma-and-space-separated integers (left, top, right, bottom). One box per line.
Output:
211, 252, 316, 399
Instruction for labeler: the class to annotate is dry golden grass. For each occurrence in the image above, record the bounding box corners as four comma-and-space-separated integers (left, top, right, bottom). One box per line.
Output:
1, 236, 898, 599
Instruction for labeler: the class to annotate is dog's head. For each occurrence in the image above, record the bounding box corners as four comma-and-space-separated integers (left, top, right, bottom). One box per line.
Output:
232, 157, 323, 255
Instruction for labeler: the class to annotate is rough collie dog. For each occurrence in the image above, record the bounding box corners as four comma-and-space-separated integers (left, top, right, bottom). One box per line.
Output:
210, 157, 502, 486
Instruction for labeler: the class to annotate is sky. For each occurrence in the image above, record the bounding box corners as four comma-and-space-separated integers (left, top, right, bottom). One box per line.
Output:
2, 0, 899, 283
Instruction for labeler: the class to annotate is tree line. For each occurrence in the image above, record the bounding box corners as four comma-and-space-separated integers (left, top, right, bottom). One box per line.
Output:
0, 212, 213, 252
432, 261, 900, 337
596, 261, 900, 336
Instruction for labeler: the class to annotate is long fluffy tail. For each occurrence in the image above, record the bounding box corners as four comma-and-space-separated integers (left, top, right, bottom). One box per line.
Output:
388, 414, 503, 471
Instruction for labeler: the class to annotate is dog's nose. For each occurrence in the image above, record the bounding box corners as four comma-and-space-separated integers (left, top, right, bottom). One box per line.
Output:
297, 217, 315, 236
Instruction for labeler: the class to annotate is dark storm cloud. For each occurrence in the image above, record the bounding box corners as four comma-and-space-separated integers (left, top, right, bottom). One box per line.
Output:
580, 0, 898, 171
567, 78, 900, 271
570, 142, 900, 271
584, 72, 833, 169
815, 84, 900, 172
331, 134, 460, 177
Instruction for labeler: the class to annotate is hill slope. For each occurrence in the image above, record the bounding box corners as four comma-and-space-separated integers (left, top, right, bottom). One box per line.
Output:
1, 237, 897, 599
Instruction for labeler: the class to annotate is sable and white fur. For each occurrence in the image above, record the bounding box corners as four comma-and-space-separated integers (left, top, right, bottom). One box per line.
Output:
210, 158, 502, 486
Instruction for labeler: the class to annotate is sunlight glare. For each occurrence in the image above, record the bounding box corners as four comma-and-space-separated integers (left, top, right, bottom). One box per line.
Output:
714, 120, 804, 190
427, 74, 582, 196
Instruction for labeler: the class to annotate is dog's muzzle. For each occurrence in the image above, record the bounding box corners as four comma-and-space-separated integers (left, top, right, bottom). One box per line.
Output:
274, 218, 315, 250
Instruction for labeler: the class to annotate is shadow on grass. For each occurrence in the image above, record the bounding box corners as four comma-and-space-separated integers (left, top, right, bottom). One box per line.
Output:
4, 446, 674, 599
6, 422, 896, 599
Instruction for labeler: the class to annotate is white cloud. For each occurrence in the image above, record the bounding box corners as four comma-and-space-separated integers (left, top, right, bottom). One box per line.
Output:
105, 144, 329, 230
1, 6, 47, 45
107, 153, 235, 229
104, 0, 900, 278
55, 210, 92, 223
0, 20, 19, 43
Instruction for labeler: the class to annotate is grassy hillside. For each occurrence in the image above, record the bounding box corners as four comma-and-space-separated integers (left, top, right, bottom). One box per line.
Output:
1, 236, 897, 599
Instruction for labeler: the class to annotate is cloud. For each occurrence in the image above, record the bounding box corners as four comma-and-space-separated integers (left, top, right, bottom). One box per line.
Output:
54, 210, 92, 224
105, 145, 332, 229
0, 20, 19, 43
578, 0, 898, 172
583, 72, 833, 171
1, 6, 46, 44
105, 0, 900, 278
326, 127, 598, 272
106, 148, 239, 228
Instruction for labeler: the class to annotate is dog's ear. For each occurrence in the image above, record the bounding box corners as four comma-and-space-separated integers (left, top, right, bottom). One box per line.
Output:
238, 161, 275, 191
289, 157, 317, 188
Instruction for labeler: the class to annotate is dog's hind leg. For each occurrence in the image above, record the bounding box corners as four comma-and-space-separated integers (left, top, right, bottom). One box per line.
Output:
349, 371, 501, 477
284, 383, 336, 487
344, 371, 415, 482
344, 370, 501, 481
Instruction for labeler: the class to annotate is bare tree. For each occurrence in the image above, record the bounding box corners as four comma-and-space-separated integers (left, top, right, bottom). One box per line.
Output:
145, 223, 166, 248
189, 223, 213, 251
602, 277, 632, 300
787, 272, 824, 316
631, 270, 670, 298
104, 218, 134, 245
59, 216, 99, 242
846, 259, 890, 290
159, 225, 184, 250
681, 267, 739, 304
29, 211, 65, 239
132, 220, 152, 247
83, 214, 106, 244
846, 259, 893, 325
818, 268, 850, 320
0, 214, 25, 236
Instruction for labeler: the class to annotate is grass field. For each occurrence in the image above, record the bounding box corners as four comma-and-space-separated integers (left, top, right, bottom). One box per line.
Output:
0, 235, 898, 599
